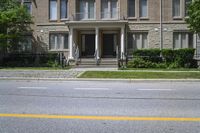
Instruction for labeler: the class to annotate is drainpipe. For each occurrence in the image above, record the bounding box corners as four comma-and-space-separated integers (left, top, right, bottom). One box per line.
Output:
160, 0, 163, 52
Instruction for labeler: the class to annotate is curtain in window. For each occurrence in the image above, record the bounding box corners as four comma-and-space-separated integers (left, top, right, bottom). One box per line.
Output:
140, 0, 147, 17
181, 33, 188, 48
173, 0, 180, 17
61, 0, 67, 19
136, 34, 141, 49
50, 0, 57, 20
128, 0, 135, 17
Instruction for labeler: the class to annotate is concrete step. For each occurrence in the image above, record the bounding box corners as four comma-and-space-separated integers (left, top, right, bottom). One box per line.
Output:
77, 58, 118, 66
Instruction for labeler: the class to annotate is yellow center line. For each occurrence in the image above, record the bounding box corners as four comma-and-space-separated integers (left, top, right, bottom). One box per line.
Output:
0, 113, 200, 122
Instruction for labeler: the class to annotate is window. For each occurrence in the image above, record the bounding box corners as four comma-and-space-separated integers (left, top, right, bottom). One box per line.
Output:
173, 0, 181, 17
49, 33, 68, 50
185, 0, 192, 16
79, 0, 95, 20
173, 32, 193, 49
61, 0, 68, 19
128, 0, 135, 17
101, 0, 118, 19
19, 36, 32, 52
128, 32, 148, 50
139, 0, 147, 17
23, 0, 32, 14
50, 0, 57, 20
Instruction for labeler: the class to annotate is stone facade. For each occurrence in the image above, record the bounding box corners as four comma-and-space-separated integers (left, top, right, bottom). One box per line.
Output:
27, 0, 198, 59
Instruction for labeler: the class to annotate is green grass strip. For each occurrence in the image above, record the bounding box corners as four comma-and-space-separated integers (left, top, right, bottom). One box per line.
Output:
79, 71, 200, 79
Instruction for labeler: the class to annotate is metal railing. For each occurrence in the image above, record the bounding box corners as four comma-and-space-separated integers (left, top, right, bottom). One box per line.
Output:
94, 50, 100, 65
74, 46, 80, 65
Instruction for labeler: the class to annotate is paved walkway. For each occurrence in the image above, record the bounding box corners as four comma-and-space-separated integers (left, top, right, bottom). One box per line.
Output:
0, 67, 118, 79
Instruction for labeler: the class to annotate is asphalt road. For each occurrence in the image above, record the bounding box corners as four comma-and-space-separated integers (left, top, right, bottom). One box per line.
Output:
0, 80, 200, 133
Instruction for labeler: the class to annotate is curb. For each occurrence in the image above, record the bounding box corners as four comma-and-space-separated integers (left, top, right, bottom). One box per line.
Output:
0, 77, 200, 82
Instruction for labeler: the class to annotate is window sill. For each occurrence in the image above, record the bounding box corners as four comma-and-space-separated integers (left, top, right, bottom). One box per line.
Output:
127, 17, 137, 20
49, 49, 69, 52
61, 18, 69, 21
139, 17, 149, 20
49, 20, 58, 22
173, 17, 183, 20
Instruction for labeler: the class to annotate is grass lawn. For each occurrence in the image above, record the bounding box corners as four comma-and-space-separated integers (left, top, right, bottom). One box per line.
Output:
120, 68, 200, 71
79, 71, 200, 79
0, 67, 71, 70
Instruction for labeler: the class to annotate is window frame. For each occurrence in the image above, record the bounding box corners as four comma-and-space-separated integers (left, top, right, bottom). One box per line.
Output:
173, 32, 193, 49
139, 0, 148, 19
23, 0, 32, 14
172, 0, 182, 19
101, 0, 118, 20
49, 33, 69, 51
128, 0, 136, 18
60, 0, 69, 20
49, 0, 58, 21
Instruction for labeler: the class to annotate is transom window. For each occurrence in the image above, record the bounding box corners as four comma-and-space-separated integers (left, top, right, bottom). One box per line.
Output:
49, 33, 68, 50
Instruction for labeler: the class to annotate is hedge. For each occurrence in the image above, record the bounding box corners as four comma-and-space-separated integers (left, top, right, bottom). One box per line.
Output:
128, 48, 197, 68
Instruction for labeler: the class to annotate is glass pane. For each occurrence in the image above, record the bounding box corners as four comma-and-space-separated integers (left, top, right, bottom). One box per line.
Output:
24, 2, 32, 14
111, 0, 117, 18
79, 0, 86, 19
142, 33, 148, 48
188, 33, 193, 48
101, 0, 109, 18
50, 34, 56, 49
61, 0, 67, 19
128, 33, 133, 49
88, 0, 95, 18
140, 0, 147, 17
128, 0, 135, 17
185, 0, 191, 16
50, 0, 57, 20
173, 33, 180, 49
181, 33, 188, 48
64, 34, 68, 49
136, 34, 141, 49
173, 0, 180, 17
57, 34, 62, 49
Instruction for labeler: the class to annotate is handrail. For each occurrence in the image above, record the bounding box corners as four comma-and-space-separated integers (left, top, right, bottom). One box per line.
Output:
74, 46, 79, 65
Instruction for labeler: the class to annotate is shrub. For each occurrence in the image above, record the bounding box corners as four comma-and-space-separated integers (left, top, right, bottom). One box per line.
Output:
161, 49, 174, 63
133, 49, 162, 63
127, 57, 156, 68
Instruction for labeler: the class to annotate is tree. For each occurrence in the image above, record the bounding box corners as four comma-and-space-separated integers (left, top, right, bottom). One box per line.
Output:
186, 0, 200, 34
0, 0, 33, 53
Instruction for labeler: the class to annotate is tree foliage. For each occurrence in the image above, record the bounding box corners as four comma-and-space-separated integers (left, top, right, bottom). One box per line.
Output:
0, 0, 32, 52
186, 0, 200, 33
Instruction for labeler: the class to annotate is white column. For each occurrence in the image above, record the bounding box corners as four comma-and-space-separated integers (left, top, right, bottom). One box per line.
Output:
120, 26, 125, 59
69, 27, 74, 59
95, 27, 99, 59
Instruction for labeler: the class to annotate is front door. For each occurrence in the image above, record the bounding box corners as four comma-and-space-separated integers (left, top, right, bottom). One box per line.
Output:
103, 34, 116, 57
81, 34, 95, 57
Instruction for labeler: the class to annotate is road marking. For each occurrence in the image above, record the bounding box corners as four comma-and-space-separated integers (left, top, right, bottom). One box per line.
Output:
137, 89, 173, 91
0, 114, 200, 122
17, 87, 47, 89
74, 88, 110, 90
